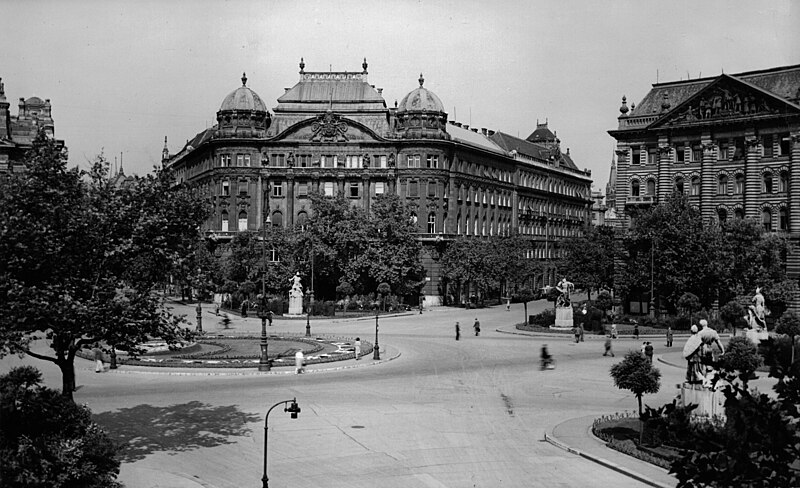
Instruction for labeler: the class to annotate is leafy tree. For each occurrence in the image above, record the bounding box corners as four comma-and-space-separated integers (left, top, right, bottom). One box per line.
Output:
495, 234, 542, 299
440, 237, 500, 306
0, 366, 121, 487
720, 300, 746, 336
515, 287, 536, 326
718, 336, 762, 388
775, 311, 800, 365
0, 133, 209, 399
677, 292, 700, 316
557, 225, 616, 300
610, 350, 662, 416
617, 194, 730, 314
377, 282, 391, 311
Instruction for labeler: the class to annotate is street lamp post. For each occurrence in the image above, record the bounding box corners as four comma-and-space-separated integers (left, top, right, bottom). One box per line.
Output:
261, 398, 301, 488
649, 236, 656, 318
373, 310, 380, 360
305, 290, 312, 337
258, 216, 272, 372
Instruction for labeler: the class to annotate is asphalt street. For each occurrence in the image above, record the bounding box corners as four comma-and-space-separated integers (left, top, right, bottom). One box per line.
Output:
1, 300, 718, 488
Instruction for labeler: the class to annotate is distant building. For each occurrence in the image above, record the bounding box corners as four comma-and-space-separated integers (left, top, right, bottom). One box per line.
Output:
165, 60, 593, 304
0, 77, 60, 172
590, 190, 607, 226
608, 64, 800, 313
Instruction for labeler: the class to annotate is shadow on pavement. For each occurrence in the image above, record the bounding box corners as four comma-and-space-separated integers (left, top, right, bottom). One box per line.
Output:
93, 401, 260, 462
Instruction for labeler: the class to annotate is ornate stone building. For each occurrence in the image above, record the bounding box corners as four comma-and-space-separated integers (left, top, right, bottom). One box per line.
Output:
165, 60, 593, 304
0, 77, 59, 173
608, 64, 800, 312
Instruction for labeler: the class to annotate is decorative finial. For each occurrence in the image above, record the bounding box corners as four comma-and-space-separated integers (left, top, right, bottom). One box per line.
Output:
241, 72, 247, 86
0, 77, 4, 96
362, 57, 368, 73
299, 57, 305, 73
630, 102, 635, 112
419, 73, 424, 87
619, 95, 629, 115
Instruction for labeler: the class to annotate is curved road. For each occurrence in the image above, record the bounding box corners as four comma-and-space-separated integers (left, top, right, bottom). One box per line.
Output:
2, 301, 687, 487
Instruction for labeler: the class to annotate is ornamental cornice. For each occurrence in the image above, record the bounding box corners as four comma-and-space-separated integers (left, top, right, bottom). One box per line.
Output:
658, 145, 672, 156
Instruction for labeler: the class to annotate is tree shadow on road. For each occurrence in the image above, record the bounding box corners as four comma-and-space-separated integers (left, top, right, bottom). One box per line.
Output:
93, 401, 260, 462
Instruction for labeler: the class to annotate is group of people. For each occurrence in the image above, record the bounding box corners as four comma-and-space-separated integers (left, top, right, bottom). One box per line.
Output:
454, 319, 481, 340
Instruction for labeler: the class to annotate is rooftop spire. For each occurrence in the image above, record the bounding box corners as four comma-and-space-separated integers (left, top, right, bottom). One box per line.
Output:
362, 57, 368, 73
241, 72, 248, 86
419, 73, 424, 87
299, 57, 305, 73
0, 77, 5, 101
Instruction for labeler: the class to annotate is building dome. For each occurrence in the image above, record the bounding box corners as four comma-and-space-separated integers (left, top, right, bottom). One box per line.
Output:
219, 73, 267, 112
215, 72, 271, 137
397, 74, 445, 113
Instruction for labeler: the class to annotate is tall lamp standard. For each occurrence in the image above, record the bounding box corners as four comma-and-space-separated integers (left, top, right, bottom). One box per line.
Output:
375, 282, 390, 360
649, 236, 656, 318
258, 216, 272, 372
261, 398, 301, 488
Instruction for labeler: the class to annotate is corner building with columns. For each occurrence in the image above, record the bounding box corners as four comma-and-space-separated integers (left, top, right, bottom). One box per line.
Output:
165, 60, 593, 305
608, 64, 800, 311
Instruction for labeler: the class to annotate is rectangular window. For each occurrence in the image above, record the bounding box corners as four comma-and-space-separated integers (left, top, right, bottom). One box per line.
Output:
323, 182, 334, 196
647, 149, 657, 165
220, 154, 231, 167
675, 145, 685, 163
733, 138, 745, 160
298, 182, 308, 197
427, 180, 437, 197
691, 143, 701, 162
375, 182, 385, 195
346, 155, 360, 168
631, 148, 641, 165
426, 155, 439, 168
239, 180, 248, 195
236, 154, 244, 167
718, 143, 729, 161
407, 154, 420, 168
272, 183, 282, 197
378, 155, 387, 168
409, 180, 419, 197
348, 182, 360, 198
271, 154, 285, 167
298, 154, 309, 168
222, 180, 230, 196
763, 135, 774, 158
779, 133, 791, 156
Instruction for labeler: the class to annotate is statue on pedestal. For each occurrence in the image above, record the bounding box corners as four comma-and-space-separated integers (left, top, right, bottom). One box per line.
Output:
553, 278, 575, 328
745, 286, 769, 343
287, 272, 304, 316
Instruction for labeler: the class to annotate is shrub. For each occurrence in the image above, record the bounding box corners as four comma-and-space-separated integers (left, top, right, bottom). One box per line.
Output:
529, 309, 555, 326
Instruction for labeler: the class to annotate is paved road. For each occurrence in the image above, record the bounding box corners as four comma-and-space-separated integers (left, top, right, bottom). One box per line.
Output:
2, 301, 701, 487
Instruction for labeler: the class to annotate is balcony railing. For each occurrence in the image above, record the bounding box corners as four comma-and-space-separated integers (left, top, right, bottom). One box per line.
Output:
625, 195, 655, 205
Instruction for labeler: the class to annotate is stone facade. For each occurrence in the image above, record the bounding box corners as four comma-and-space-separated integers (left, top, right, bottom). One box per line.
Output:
165, 60, 593, 304
608, 64, 800, 312
0, 77, 59, 173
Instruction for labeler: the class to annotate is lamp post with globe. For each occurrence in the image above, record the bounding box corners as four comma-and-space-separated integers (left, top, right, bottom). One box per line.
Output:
257, 216, 272, 371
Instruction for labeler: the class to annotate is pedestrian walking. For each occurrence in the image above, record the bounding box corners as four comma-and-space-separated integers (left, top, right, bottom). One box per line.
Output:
633, 324, 639, 339
506, 298, 511, 312
579, 322, 585, 342
645, 341, 654, 363
294, 350, 305, 374
603, 336, 615, 357
215, 302, 220, 316
473, 318, 481, 336
611, 323, 617, 339
241, 300, 248, 318
573, 325, 581, 343
354, 337, 361, 360
666, 326, 673, 347
455, 322, 461, 341
267, 310, 274, 326
93, 346, 104, 373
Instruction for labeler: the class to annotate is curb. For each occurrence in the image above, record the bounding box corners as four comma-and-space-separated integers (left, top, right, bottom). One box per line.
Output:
544, 430, 674, 488
98, 348, 401, 376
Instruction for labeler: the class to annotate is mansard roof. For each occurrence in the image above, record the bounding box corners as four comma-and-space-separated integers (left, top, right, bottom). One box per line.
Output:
490, 131, 578, 170
275, 69, 387, 113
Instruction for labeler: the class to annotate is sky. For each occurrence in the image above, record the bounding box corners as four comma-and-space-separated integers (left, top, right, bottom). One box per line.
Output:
2, 0, 798, 191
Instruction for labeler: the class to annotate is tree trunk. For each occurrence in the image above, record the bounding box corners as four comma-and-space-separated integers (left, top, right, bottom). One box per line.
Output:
523, 302, 528, 325
637, 394, 643, 417
58, 360, 75, 401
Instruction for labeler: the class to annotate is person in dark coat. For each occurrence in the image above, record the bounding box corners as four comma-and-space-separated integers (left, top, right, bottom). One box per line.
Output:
644, 341, 654, 363
455, 321, 461, 341
633, 324, 640, 339
473, 318, 481, 336
666, 326, 673, 347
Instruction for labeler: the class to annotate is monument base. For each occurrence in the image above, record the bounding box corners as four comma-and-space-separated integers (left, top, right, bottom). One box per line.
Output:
680, 383, 726, 419
288, 296, 303, 315
552, 306, 574, 330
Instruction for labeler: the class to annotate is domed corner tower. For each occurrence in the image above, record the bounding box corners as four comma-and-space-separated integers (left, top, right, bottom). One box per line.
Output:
395, 73, 450, 140
215, 72, 271, 138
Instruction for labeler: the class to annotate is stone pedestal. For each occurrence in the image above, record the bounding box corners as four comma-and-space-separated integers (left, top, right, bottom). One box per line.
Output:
553, 306, 573, 329
680, 383, 726, 419
288, 294, 303, 316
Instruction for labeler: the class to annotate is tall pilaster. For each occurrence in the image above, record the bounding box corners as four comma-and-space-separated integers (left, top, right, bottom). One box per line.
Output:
286, 173, 295, 227
657, 139, 672, 202
744, 136, 761, 220
700, 134, 716, 222
614, 147, 628, 219
362, 174, 371, 213
789, 133, 800, 232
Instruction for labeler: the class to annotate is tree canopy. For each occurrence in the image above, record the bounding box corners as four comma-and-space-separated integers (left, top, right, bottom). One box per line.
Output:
557, 225, 616, 297
0, 132, 210, 398
610, 350, 662, 416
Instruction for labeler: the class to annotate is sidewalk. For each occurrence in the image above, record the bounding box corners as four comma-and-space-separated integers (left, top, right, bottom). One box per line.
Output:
547, 415, 676, 488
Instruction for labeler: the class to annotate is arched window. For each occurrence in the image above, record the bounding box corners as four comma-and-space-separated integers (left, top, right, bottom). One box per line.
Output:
674, 177, 684, 194
734, 174, 745, 194
238, 210, 248, 232
630, 180, 640, 197
474, 216, 479, 235
762, 208, 772, 232
646, 179, 656, 196
427, 213, 436, 234
763, 173, 773, 193
442, 213, 447, 234
271, 211, 283, 228
221, 210, 229, 232
780, 208, 788, 231
296, 211, 308, 232
457, 213, 462, 234
734, 208, 744, 220
779, 171, 789, 192
690, 176, 700, 196
717, 175, 728, 195
717, 208, 727, 223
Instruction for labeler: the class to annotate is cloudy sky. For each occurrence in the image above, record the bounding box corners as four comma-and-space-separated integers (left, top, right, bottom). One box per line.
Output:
3, 0, 798, 190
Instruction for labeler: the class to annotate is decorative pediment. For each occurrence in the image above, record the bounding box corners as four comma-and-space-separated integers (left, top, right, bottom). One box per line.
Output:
652, 75, 800, 129
271, 111, 384, 143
